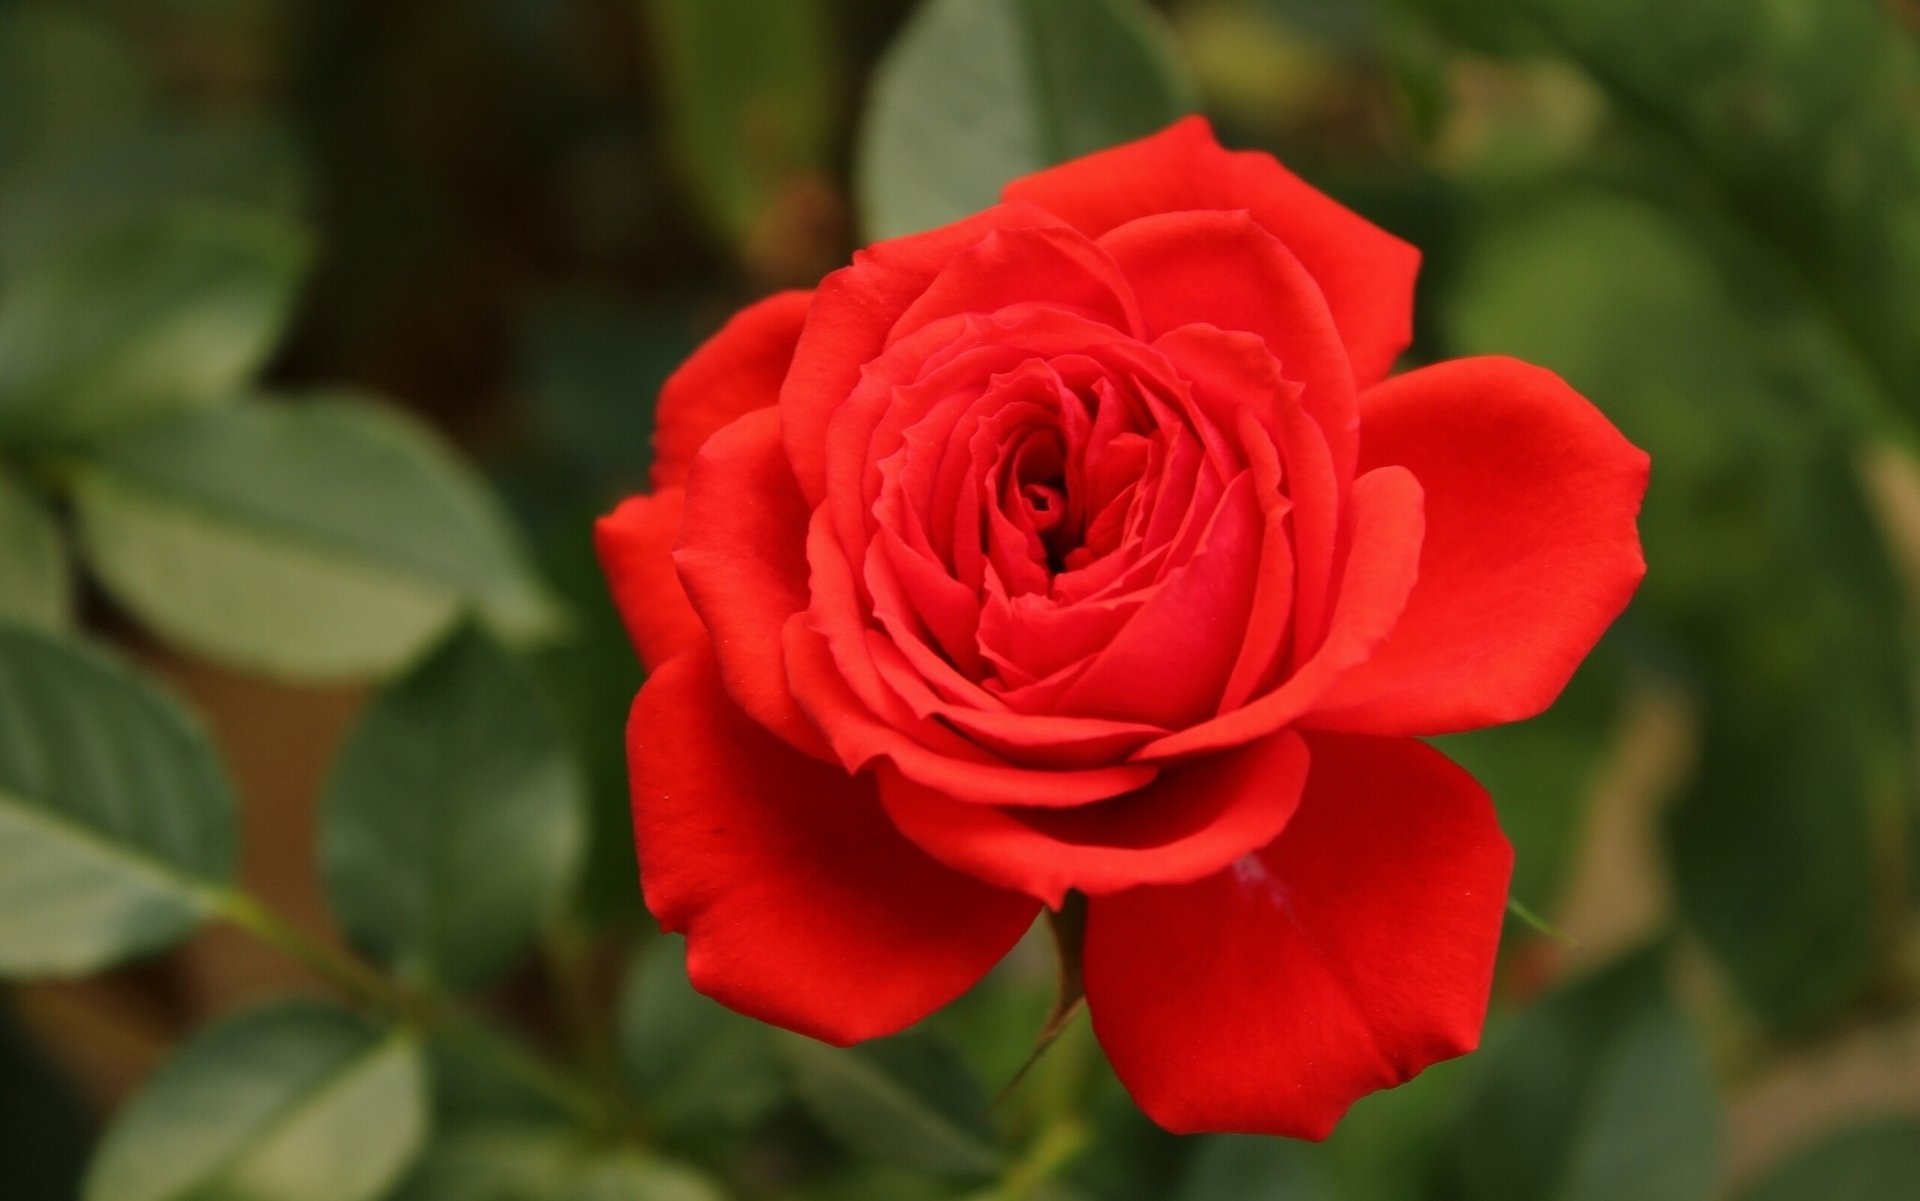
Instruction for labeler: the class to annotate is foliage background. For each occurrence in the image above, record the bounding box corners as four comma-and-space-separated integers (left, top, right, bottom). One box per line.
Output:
2, 0, 1919, 1198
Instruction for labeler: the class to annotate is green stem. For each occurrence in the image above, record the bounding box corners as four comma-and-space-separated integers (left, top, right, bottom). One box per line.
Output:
215, 891, 407, 1013
213, 888, 621, 1133
542, 921, 630, 1117
433, 1008, 619, 1132
990, 1113, 1091, 1201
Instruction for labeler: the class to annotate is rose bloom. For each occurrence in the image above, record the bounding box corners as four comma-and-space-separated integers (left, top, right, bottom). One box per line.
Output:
597, 118, 1646, 1138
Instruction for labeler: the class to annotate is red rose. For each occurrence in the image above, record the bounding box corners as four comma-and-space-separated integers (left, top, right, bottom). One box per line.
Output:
597, 117, 1647, 1138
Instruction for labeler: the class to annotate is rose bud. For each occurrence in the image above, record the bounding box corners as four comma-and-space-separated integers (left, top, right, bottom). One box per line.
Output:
596, 117, 1648, 1138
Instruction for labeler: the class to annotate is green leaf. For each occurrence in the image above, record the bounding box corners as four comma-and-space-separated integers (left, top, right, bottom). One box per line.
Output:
1444, 187, 1902, 1028
784, 1030, 1002, 1179
1450, 949, 1721, 1201
1412, 0, 1920, 418
321, 625, 585, 992
0, 8, 148, 181
645, 0, 836, 244
83, 999, 428, 1201
71, 395, 564, 681
0, 467, 70, 631
1552, 1004, 1721, 1201
0, 204, 312, 445
1436, 647, 1626, 917
0, 115, 311, 275
1177, 1137, 1331, 1201
0, 626, 236, 976
1174, 1053, 1467, 1201
618, 937, 785, 1137
1736, 1118, 1920, 1201
393, 1125, 725, 1201
857, 0, 1196, 239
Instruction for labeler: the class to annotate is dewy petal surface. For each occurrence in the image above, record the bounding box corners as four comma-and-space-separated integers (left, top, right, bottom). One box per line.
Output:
1306, 357, 1649, 736
652, 289, 812, 490
629, 647, 1038, 1045
1083, 733, 1511, 1138
1003, 115, 1419, 388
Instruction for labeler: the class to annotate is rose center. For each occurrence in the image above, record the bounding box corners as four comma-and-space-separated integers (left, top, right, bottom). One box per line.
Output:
1005, 430, 1080, 574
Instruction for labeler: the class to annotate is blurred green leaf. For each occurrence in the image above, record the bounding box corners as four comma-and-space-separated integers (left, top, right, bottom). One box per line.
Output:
1451, 949, 1720, 1201
0, 467, 70, 631
1056, 1063, 1187, 1201
1437, 647, 1625, 916
0, 626, 236, 976
394, 1124, 724, 1201
1177, 1137, 1330, 1201
857, 0, 1196, 239
1735, 1117, 1920, 1201
83, 999, 428, 1201
71, 395, 564, 681
0, 204, 312, 445
0, 116, 312, 275
784, 1030, 1003, 1179
322, 625, 585, 992
799, 1165, 985, 1201
0, 7, 149, 180
645, 0, 836, 244
0, 1000, 95, 1201
1411, 0, 1920, 419
618, 937, 785, 1136
421, 1033, 577, 1129
1174, 1052, 1466, 1201
1552, 1004, 1721, 1201
1445, 188, 1904, 1028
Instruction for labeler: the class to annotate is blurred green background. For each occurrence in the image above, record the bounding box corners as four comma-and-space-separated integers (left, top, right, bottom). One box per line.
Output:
2, 0, 1919, 1198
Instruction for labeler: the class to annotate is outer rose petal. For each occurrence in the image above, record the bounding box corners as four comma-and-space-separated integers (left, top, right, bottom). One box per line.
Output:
878, 730, 1309, 908
675, 407, 829, 758
631, 647, 1039, 1045
1003, 115, 1419, 387
1306, 357, 1649, 736
1084, 733, 1512, 1137
652, 289, 812, 490
594, 490, 703, 670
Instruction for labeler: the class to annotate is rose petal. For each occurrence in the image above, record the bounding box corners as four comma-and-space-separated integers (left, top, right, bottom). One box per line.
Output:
1138, 464, 1423, 760
1003, 115, 1418, 388
1100, 209, 1358, 484
1055, 472, 1262, 727
1306, 357, 1649, 736
675, 407, 829, 758
783, 203, 1065, 502
1084, 732, 1511, 1137
786, 610, 1158, 807
630, 647, 1038, 1045
653, 289, 812, 490
889, 224, 1142, 343
594, 490, 703, 670
879, 730, 1309, 908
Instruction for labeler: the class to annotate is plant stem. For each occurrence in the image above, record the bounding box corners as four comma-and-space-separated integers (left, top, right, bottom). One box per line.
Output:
215, 891, 407, 1012
433, 1007, 620, 1132
213, 887, 622, 1133
988, 1112, 1090, 1201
